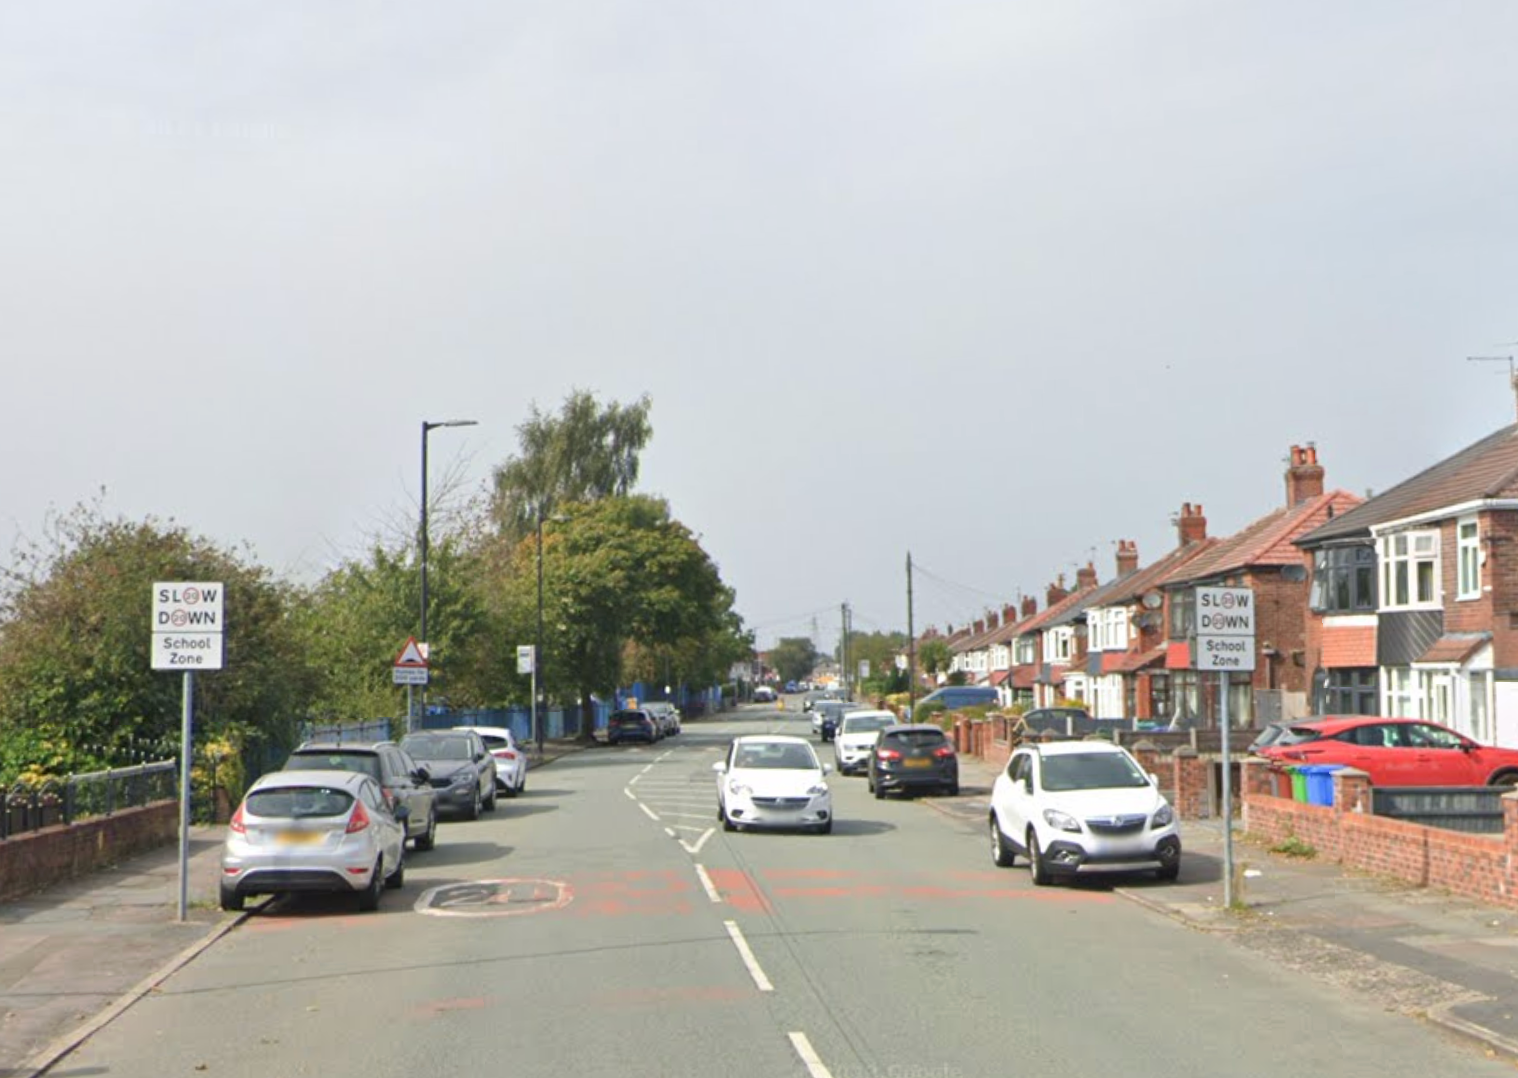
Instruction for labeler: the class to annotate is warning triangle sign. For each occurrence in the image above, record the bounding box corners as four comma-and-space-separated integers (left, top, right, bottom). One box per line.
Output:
394, 637, 429, 668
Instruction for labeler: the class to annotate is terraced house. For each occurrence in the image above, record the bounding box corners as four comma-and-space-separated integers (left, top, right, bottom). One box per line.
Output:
1295, 423, 1518, 745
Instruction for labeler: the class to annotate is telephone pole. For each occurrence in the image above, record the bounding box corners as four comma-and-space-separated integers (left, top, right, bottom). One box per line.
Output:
907, 551, 917, 715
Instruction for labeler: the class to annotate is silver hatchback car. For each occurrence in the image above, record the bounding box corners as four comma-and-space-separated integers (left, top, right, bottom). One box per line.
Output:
220, 769, 408, 913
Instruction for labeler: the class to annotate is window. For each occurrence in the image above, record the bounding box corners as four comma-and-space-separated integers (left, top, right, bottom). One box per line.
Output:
1469, 671, 1492, 744
1168, 589, 1195, 639
1378, 531, 1439, 610
1044, 627, 1073, 663
1014, 637, 1037, 665
1309, 546, 1377, 613
1088, 607, 1128, 652
1315, 669, 1378, 715
1382, 666, 1415, 716
1457, 518, 1481, 599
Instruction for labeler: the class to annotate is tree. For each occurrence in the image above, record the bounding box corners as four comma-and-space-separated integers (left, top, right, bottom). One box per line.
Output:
919, 638, 952, 682
846, 630, 908, 696
768, 637, 819, 684
0, 503, 316, 782
490, 390, 652, 540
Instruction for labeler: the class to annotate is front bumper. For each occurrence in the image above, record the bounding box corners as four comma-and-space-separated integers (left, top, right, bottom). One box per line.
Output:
724, 794, 832, 829
874, 763, 958, 790
431, 783, 482, 812
1038, 831, 1182, 875
835, 744, 875, 771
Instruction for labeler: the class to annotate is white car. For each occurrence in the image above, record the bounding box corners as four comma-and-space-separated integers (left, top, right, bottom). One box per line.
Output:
643, 702, 681, 736
832, 710, 896, 775
989, 741, 1181, 885
714, 735, 833, 834
753, 686, 777, 703
220, 769, 407, 912
452, 725, 528, 797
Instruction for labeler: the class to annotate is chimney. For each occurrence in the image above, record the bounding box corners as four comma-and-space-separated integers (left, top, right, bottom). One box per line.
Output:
1021, 596, 1037, 618
1178, 502, 1208, 545
1046, 575, 1068, 608
1115, 539, 1139, 577
988, 611, 999, 629
973, 619, 985, 635
1286, 444, 1325, 506
1003, 603, 1018, 624
1075, 561, 1098, 591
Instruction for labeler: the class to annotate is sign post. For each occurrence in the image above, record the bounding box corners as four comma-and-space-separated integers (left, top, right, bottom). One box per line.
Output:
517, 645, 537, 755
1192, 587, 1256, 909
393, 637, 430, 733
152, 582, 225, 922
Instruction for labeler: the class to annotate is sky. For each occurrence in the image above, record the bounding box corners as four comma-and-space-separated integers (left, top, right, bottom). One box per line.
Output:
5, 3, 1518, 654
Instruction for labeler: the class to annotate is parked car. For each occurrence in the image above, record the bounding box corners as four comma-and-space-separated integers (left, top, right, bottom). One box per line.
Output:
451, 725, 527, 797
1020, 707, 1093, 735
833, 710, 897, 775
714, 735, 833, 834
282, 740, 437, 851
753, 686, 778, 703
399, 731, 497, 819
989, 740, 1181, 885
1258, 716, 1518, 787
220, 769, 407, 912
643, 701, 682, 736
917, 686, 1000, 711
812, 699, 864, 741
607, 709, 660, 745
1247, 720, 1314, 756
868, 724, 959, 798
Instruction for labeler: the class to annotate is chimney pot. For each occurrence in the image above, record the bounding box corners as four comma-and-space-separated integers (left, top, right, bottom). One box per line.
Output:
1285, 443, 1326, 506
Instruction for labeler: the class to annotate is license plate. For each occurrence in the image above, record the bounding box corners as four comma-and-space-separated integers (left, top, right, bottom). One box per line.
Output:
904, 758, 932, 769
276, 830, 323, 846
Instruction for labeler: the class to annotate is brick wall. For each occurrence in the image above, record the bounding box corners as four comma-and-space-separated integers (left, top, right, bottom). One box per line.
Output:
1246, 570, 1311, 695
0, 802, 178, 904
1480, 510, 1518, 670
1241, 760, 1518, 908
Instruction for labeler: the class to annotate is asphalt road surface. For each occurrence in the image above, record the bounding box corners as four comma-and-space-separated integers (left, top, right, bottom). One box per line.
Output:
58, 705, 1515, 1077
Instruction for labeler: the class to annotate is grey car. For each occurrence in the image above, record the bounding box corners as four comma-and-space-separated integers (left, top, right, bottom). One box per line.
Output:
283, 741, 438, 851
400, 731, 497, 820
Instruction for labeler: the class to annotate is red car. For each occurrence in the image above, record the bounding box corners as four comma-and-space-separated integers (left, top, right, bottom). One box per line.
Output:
1261, 716, 1518, 787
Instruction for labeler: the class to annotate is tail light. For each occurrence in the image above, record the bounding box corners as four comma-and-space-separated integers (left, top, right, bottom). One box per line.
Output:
876, 748, 903, 761
493, 750, 517, 761
933, 745, 956, 758
229, 805, 246, 834
346, 801, 372, 834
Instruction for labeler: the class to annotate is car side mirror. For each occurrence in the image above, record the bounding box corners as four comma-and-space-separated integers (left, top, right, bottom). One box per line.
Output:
414, 767, 430, 783
713, 762, 727, 774
475, 752, 486, 763
822, 763, 834, 775
393, 804, 410, 822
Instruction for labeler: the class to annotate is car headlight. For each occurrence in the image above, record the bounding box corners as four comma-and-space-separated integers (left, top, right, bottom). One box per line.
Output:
1152, 804, 1175, 828
807, 784, 829, 797
727, 781, 751, 797
1042, 808, 1082, 833
450, 772, 474, 787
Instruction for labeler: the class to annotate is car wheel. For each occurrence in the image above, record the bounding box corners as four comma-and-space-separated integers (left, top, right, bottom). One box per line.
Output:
358, 859, 383, 911
219, 883, 245, 913
518, 773, 527, 794
723, 813, 737, 832
414, 809, 437, 851
946, 782, 960, 797
1489, 770, 1518, 788
386, 849, 405, 890
1155, 862, 1180, 882
484, 784, 498, 812
466, 787, 481, 821
1027, 830, 1051, 886
873, 780, 885, 800
990, 816, 1016, 868
816, 819, 833, 835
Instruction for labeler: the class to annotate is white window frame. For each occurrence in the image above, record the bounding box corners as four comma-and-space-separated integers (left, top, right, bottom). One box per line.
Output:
1044, 627, 1073, 663
1014, 636, 1036, 665
1378, 530, 1441, 611
1381, 665, 1417, 717
1457, 517, 1481, 600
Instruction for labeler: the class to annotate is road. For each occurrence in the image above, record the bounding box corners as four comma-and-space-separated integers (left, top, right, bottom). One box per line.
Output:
56, 705, 1515, 1077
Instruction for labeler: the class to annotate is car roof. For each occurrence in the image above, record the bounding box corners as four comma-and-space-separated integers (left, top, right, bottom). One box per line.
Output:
1289, 715, 1429, 736
1020, 739, 1128, 757
452, 725, 514, 737
293, 741, 390, 754
842, 710, 896, 721
251, 769, 370, 792
731, 734, 812, 746
880, 723, 950, 735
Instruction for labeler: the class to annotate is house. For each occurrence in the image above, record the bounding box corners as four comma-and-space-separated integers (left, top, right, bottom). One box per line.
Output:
1294, 424, 1518, 746
989, 597, 1037, 708
1160, 447, 1363, 728
1079, 534, 1216, 721
949, 611, 1004, 685
1003, 574, 1099, 709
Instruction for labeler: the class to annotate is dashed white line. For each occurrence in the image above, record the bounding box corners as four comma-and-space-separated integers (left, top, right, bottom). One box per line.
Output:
694, 863, 721, 903
724, 920, 773, 992
680, 827, 715, 854
661, 811, 716, 820
623, 788, 638, 802
639, 802, 661, 822
787, 1032, 835, 1078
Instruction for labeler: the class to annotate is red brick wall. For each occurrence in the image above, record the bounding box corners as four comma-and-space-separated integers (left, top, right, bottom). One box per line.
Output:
1476, 510, 1518, 671
1245, 570, 1311, 695
0, 802, 178, 903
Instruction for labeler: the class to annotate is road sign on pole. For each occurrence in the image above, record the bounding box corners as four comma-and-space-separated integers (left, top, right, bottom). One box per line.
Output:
151, 582, 225, 671
393, 636, 430, 685
1191, 587, 1256, 671
517, 645, 535, 675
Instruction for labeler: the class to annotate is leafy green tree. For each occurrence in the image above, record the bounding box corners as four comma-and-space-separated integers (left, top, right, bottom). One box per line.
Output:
768, 637, 819, 685
844, 630, 906, 693
0, 504, 315, 782
490, 390, 653, 540
919, 637, 952, 682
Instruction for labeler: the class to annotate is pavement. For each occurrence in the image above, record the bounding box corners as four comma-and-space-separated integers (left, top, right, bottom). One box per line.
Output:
10, 739, 1518, 1073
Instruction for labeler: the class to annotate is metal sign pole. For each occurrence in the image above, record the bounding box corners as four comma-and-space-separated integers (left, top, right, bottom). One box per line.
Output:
1220, 670, 1234, 908
406, 684, 415, 734
531, 661, 539, 757
177, 669, 193, 922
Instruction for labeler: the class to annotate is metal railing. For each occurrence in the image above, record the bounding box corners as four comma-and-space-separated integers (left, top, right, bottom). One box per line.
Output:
1, 760, 177, 840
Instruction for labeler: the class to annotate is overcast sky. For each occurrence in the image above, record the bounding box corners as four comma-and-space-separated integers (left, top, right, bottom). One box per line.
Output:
5, 3, 1518, 653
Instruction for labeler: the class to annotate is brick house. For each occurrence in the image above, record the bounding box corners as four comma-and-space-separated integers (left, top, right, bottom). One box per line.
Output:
1160, 447, 1363, 728
949, 611, 1004, 685
1002, 574, 1100, 709
1294, 423, 1518, 746
1079, 534, 1217, 721
990, 597, 1038, 708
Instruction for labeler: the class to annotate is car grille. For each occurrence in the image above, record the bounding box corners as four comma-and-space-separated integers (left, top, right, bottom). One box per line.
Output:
1085, 814, 1148, 835
752, 796, 810, 809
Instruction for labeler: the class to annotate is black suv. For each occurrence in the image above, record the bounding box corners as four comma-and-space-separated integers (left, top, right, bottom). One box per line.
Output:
868, 724, 960, 798
282, 740, 438, 850
399, 730, 498, 820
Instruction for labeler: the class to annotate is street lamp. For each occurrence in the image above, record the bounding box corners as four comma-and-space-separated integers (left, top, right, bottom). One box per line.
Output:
418, 419, 478, 728
535, 504, 545, 756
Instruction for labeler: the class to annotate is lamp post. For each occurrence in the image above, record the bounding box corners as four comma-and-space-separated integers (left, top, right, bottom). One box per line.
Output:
418, 419, 478, 730
535, 504, 545, 756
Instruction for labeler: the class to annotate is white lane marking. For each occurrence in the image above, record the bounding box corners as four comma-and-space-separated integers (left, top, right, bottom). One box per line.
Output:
623, 788, 639, 801
694, 863, 721, 903
661, 811, 717, 820
640, 763, 655, 774
725, 921, 773, 992
669, 823, 711, 833
657, 749, 674, 761
679, 828, 715, 854
787, 1032, 835, 1078
639, 802, 661, 822
664, 827, 677, 839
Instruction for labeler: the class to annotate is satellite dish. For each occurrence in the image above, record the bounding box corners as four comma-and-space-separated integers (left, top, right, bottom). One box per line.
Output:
1141, 591, 1163, 610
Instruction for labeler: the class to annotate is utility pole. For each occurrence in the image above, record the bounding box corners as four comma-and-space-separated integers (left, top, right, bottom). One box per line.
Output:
840, 601, 851, 698
1468, 355, 1518, 420
907, 551, 916, 716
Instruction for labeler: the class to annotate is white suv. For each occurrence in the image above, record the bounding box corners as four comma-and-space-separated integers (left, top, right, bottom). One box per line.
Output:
989, 741, 1181, 885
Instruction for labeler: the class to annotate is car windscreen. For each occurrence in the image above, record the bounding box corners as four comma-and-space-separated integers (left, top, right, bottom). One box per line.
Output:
842, 716, 894, 734
246, 786, 355, 819
284, 752, 381, 780
881, 730, 948, 749
400, 736, 473, 760
734, 744, 817, 770
480, 735, 511, 749
1039, 752, 1150, 791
